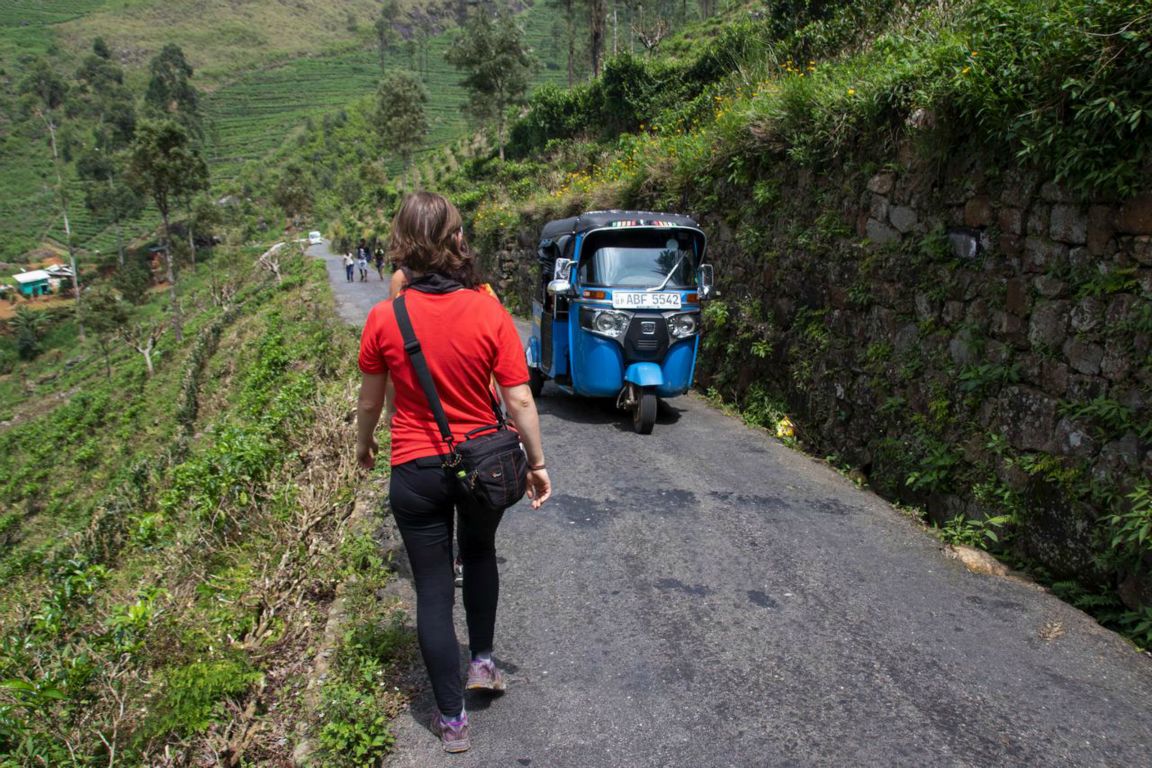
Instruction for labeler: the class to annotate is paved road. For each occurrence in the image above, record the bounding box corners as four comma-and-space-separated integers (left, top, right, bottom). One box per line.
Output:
311, 240, 392, 324
314, 241, 1152, 767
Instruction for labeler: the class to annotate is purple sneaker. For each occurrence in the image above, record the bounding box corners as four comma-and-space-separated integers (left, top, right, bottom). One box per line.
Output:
466, 658, 506, 692
431, 711, 470, 753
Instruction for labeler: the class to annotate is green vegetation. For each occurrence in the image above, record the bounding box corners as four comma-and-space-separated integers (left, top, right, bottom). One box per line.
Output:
0, 241, 402, 763
1, 4, 1149, 760
446, 8, 536, 160
390, 0, 1152, 649
1, 1, 575, 264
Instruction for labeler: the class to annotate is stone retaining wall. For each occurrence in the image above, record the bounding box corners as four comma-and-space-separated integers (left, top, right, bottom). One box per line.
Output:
482, 157, 1152, 599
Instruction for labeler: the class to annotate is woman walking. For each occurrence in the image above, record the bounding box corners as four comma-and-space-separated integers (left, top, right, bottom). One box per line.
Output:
355, 192, 551, 753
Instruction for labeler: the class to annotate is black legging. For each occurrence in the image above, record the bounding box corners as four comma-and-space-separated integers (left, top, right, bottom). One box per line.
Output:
389, 459, 504, 717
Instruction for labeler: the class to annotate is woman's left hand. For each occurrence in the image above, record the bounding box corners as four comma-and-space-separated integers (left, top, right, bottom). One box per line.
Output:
526, 468, 551, 509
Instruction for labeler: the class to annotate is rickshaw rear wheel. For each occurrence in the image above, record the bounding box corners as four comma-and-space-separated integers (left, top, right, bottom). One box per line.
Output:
528, 366, 545, 397
633, 391, 657, 434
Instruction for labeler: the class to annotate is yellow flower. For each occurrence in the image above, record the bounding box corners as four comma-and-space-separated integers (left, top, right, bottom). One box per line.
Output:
962, 66, 971, 74
776, 417, 795, 439
847, 88, 856, 95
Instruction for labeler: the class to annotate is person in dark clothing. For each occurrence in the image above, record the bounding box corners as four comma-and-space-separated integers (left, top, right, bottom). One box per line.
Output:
374, 247, 386, 280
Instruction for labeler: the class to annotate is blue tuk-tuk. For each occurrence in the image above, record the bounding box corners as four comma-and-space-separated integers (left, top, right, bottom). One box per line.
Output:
526, 210, 713, 434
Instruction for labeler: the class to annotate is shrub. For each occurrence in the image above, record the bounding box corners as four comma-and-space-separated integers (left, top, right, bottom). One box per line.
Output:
929, 0, 1152, 195
138, 659, 261, 744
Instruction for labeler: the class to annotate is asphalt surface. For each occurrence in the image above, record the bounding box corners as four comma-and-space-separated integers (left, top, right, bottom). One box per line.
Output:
313, 241, 1152, 767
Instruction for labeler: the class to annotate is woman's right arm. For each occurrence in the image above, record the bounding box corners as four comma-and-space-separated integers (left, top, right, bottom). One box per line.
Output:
498, 383, 551, 509
356, 372, 389, 469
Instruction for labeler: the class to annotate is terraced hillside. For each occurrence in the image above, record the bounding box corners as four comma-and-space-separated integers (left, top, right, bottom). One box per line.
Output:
0, 0, 570, 262
205, 2, 571, 181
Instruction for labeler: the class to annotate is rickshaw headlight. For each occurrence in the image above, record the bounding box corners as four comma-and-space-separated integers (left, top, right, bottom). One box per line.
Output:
594, 310, 629, 338
580, 307, 631, 339
667, 312, 699, 339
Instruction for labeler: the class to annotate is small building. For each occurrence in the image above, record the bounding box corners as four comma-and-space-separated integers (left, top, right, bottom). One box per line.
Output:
43, 264, 74, 293
43, 264, 73, 279
12, 270, 51, 297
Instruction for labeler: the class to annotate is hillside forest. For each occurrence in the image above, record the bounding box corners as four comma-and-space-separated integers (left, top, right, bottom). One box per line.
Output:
0, 0, 1151, 765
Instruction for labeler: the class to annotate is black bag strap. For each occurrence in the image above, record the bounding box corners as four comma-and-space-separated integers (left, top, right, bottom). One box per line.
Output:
393, 295, 506, 463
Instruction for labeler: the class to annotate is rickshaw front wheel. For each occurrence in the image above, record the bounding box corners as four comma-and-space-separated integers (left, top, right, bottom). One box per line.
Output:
528, 366, 545, 397
633, 390, 657, 435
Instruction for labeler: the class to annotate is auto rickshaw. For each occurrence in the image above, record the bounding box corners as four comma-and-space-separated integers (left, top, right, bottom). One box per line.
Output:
526, 210, 713, 434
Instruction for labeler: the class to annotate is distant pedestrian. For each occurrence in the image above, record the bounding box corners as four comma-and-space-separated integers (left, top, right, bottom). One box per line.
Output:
343, 252, 354, 282
374, 248, 386, 280
357, 239, 371, 282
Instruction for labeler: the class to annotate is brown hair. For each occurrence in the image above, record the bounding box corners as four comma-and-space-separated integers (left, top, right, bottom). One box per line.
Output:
387, 192, 479, 287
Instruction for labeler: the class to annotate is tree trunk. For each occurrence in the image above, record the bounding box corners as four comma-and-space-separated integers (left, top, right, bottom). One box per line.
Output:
143, 346, 154, 378
187, 215, 197, 272
160, 208, 183, 341
590, 0, 605, 77
99, 340, 111, 379
170, 277, 183, 342
44, 115, 84, 340
566, 1, 575, 87
161, 209, 174, 285
111, 177, 125, 267
115, 220, 125, 267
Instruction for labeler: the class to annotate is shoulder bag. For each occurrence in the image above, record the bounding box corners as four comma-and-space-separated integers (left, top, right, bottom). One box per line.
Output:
394, 294, 529, 513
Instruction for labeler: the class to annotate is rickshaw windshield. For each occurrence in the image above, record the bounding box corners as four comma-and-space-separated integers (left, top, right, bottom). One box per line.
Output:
579, 230, 697, 289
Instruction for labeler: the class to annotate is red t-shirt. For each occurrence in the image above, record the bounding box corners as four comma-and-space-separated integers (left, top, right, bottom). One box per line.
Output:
358, 288, 528, 465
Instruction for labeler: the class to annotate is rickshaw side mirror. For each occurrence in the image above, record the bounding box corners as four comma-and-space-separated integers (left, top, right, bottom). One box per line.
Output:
554, 258, 573, 281
698, 264, 715, 300
547, 279, 575, 297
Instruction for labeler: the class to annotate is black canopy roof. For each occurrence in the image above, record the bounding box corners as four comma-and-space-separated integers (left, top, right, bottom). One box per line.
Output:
539, 210, 701, 242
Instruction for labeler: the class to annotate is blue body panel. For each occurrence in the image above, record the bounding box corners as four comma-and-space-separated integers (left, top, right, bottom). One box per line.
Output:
551, 316, 570, 376
624, 362, 663, 388
656, 338, 697, 397
569, 328, 625, 396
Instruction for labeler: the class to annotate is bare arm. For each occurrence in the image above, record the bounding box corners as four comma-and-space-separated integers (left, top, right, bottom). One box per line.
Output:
499, 382, 551, 508
356, 372, 389, 469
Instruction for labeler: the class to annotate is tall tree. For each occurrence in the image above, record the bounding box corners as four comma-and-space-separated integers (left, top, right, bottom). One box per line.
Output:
186, 193, 222, 269
127, 119, 209, 339
374, 69, 429, 168
19, 57, 83, 330
77, 152, 144, 267
272, 163, 315, 226
445, 10, 536, 161
82, 285, 129, 378
75, 39, 140, 266
586, 0, 607, 77
547, 0, 579, 86
374, 0, 401, 67
144, 44, 202, 140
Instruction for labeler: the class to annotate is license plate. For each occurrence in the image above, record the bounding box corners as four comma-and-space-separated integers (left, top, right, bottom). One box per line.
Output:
612, 292, 682, 310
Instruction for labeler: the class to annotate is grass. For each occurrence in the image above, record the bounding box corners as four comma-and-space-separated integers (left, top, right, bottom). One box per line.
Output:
56, 0, 389, 89
0, 243, 395, 763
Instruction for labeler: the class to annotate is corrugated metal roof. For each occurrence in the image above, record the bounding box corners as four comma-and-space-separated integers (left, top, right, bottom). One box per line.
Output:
12, 270, 50, 283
